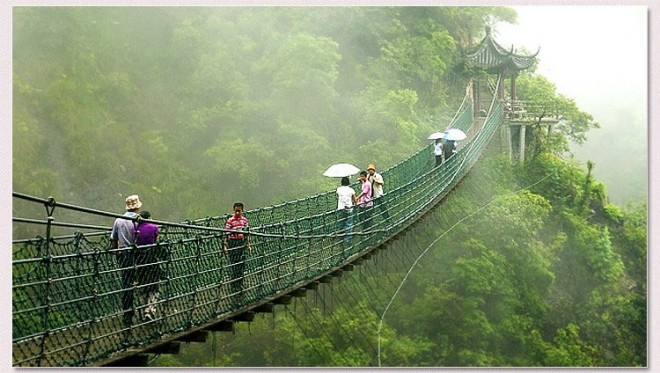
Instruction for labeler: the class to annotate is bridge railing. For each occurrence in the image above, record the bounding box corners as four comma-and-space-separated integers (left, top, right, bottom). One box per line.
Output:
504, 99, 562, 121
12, 87, 505, 367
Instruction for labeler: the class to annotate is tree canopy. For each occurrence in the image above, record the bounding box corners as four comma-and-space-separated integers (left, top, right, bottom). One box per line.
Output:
13, 6, 515, 222
12, 6, 645, 367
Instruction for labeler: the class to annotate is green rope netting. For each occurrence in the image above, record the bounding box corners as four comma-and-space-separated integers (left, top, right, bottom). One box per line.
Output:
12, 96, 502, 367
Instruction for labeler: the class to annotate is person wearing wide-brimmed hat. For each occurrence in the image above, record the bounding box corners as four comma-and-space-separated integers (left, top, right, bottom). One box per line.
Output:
366, 164, 383, 198
110, 194, 142, 326
366, 163, 390, 224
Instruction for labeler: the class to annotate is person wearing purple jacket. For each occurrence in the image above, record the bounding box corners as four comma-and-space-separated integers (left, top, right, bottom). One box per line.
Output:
133, 210, 162, 321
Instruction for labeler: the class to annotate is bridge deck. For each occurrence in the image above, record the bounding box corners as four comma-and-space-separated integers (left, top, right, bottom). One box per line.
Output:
13, 93, 506, 367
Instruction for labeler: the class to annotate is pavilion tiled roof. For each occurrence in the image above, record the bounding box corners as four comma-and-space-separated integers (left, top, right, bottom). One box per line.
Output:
464, 26, 538, 73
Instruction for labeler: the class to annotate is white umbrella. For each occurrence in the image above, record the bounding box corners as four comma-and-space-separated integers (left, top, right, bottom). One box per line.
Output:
323, 163, 361, 178
444, 128, 467, 141
427, 131, 445, 140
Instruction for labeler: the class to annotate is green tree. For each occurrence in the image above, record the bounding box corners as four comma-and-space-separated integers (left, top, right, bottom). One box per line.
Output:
514, 73, 599, 158
544, 324, 598, 366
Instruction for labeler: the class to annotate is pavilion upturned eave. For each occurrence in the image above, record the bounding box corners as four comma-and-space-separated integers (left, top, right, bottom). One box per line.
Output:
464, 26, 538, 72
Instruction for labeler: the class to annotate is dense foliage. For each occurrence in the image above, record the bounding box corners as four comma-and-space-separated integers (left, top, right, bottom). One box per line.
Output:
149, 154, 645, 367
13, 6, 514, 226
13, 6, 645, 367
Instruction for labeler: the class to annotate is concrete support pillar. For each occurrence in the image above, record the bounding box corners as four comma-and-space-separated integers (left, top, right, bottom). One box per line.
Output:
511, 73, 517, 109
507, 125, 513, 162
519, 124, 526, 164
473, 81, 480, 115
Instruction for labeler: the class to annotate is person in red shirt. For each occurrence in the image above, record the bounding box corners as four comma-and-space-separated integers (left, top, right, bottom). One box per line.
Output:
223, 202, 251, 299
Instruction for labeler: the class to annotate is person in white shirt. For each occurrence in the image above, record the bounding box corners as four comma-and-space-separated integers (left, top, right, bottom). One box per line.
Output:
336, 176, 356, 245
433, 139, 443, 167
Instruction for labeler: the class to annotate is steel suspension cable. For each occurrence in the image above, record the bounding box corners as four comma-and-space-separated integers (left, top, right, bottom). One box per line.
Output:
283, 305, 327, 364
309, 282, 379, 358
329, 275, 382, 356
344, 266, 387, 315
296, 296, 351, 366
330, 282, 375, 358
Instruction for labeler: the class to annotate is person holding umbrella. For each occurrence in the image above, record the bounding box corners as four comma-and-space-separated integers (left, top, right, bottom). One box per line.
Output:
442, 128, 466, 161
443, 139, 457, 161
433, 139, 444, 167
323, 163, 361, 248
336, 176, 356, 246
427, 131, 445, 167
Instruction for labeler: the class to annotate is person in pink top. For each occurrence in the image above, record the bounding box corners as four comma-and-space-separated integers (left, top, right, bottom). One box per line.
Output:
355, 170, 374, 231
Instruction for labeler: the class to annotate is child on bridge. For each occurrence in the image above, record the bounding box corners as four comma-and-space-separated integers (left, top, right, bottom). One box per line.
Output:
223, 202, 251, 302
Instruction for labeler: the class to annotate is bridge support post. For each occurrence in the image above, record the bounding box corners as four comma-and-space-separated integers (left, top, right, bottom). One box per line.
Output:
501, 121, 513, 161
519, 124, 526, 164
508, 125, 513, 162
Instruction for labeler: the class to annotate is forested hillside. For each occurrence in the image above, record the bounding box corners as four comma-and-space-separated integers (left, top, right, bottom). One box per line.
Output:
13, 7, 516, 224
151, 154, 646, 367
12, 6, 646, 367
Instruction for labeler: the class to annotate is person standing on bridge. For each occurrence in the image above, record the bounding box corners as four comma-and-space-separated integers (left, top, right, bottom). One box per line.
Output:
223, 202, 251, 301
110, 194, 142, 327
355, 170, 374, 232
133, 210, 162, 322
433, 139, 444, 167
443, 139, 457, 161
336, 176, 357, 247
367, 163, 390, 223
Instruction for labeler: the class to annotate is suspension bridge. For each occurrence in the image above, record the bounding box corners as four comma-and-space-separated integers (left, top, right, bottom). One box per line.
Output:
12, 28, 551, 366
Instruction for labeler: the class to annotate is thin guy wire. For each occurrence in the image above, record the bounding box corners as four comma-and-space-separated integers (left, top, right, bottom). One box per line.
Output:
376, 170, 555, 366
